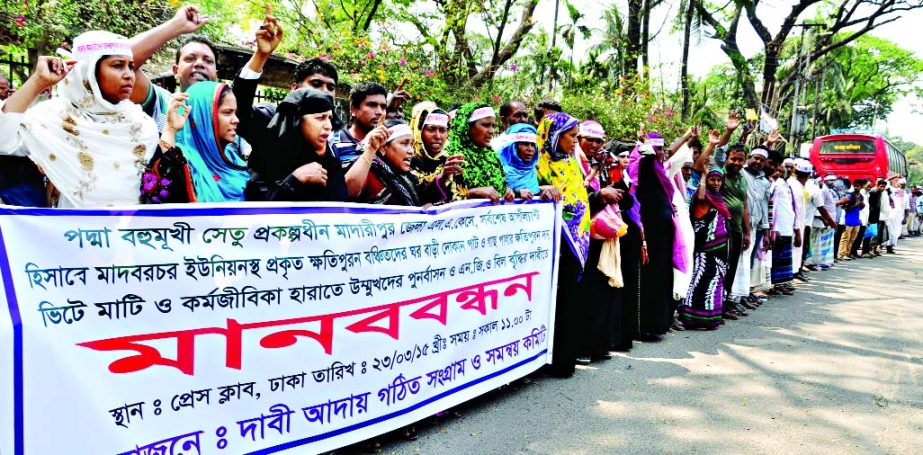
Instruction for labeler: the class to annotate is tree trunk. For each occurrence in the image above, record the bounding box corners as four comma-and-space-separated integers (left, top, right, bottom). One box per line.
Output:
761, 41, 784, 106
625, 0, 642, 77
680, 0, 694, 119
641, 0, 651, 77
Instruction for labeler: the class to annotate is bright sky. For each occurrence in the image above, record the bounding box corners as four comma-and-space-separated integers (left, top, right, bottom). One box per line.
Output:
530, 0, 923, 144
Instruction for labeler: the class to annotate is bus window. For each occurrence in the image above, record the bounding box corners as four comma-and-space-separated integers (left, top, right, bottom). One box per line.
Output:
885, 142, 907, 176
820, 139, 876, 154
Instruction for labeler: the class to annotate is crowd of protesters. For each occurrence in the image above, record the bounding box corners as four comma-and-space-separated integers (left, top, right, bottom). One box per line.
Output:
0, 6, 920, 446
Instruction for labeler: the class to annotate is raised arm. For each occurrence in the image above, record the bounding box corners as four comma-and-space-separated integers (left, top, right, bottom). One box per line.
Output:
695, 129, 721, 174
1, 57, 75, 114
233, 13, 283, 140
720, 112, 740, 147
128, 5, 209, 104
669, 124, 698, 157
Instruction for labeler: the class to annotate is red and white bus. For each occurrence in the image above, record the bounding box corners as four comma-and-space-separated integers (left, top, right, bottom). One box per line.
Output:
808, 132, 907, 183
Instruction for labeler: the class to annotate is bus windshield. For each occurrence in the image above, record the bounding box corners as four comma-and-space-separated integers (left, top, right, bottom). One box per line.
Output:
819, 139, 876, 154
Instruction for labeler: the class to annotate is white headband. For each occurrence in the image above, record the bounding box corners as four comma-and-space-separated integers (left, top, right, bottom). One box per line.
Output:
579, 123, 605, 139
385, 124, 413, 144
72, 31, 133, 62
506, 132, 537, 145
468, 107, 495, 123
749, 148, 769, 158
423, 113, 449, 128
649, 137, 665, 147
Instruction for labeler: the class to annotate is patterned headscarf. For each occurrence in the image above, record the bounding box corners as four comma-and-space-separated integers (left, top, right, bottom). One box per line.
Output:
444, 103, 508, 199
19, 31, 158, 207
410, 104, 463, 201
705, 165, 731, 219
537, 112, 590, 267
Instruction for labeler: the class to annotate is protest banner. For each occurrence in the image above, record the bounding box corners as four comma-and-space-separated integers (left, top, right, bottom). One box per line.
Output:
0, 200, 560, 455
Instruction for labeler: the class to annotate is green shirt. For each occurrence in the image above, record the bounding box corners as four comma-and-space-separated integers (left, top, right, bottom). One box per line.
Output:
722, 170, 748, 233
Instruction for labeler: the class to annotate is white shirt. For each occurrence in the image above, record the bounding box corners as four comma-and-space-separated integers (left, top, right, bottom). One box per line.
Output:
772, 178, 796, 236
808, 181, 827, 228
859, 189, 870, 225
0, 109, 29, 157
880, 188, 892, 220
804, 179, 823, 222
787, 176, 807, 229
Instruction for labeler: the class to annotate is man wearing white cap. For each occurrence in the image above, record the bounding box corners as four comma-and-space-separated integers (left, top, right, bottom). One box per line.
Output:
787, 158, 812, 280
730, 145, 772, 306
806, 174, 839, 268
767, 151, 798, 295
885, 175, 906, 252
899, 178, 912, 237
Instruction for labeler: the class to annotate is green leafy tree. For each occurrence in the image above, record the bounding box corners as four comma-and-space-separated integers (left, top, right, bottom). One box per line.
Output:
810, 36, 923, 131
0, 0, 174, 69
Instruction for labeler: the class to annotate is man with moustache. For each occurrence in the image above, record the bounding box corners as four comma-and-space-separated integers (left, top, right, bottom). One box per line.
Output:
787, 158, 810, 281
719, 144, 752, 314
491, 100, 530, 150
127, 5, 215, 131
729, 145, 772, 307
768, 151, 799, 296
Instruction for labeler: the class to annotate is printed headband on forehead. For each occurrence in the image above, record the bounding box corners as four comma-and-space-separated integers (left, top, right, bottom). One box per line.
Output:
385, 123, 413, 144
579, 121, 605, 139
647, 132, 665, 147
505, 132, 537, 145
468, 106, 496, 123
423, 113, 449, 128
749, 148, 769, 158
72, 31, 133, 62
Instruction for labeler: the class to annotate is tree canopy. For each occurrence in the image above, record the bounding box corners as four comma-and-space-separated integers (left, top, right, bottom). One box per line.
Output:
2, 0, 921, 147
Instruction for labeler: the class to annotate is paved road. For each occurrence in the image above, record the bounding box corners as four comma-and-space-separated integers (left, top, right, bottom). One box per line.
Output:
339, 238, 923, 455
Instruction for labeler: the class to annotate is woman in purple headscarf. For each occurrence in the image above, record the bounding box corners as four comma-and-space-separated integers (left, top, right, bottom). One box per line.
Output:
628, 132, 676, 340
535, 111, 588, 377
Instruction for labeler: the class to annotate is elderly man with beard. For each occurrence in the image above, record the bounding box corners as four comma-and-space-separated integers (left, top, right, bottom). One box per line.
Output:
729, 144, 772, 308
787, 159, 811, 281
768, 152, 799, 296
884, 175, 907, 253
805, 174, 838, 268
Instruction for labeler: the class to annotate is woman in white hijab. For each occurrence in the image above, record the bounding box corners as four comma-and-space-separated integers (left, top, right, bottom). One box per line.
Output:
0, 31, 158, 207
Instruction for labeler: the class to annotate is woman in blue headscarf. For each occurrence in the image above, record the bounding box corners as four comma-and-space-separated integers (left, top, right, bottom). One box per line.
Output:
498, 123, 540, 199
144, 81, 249, 203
